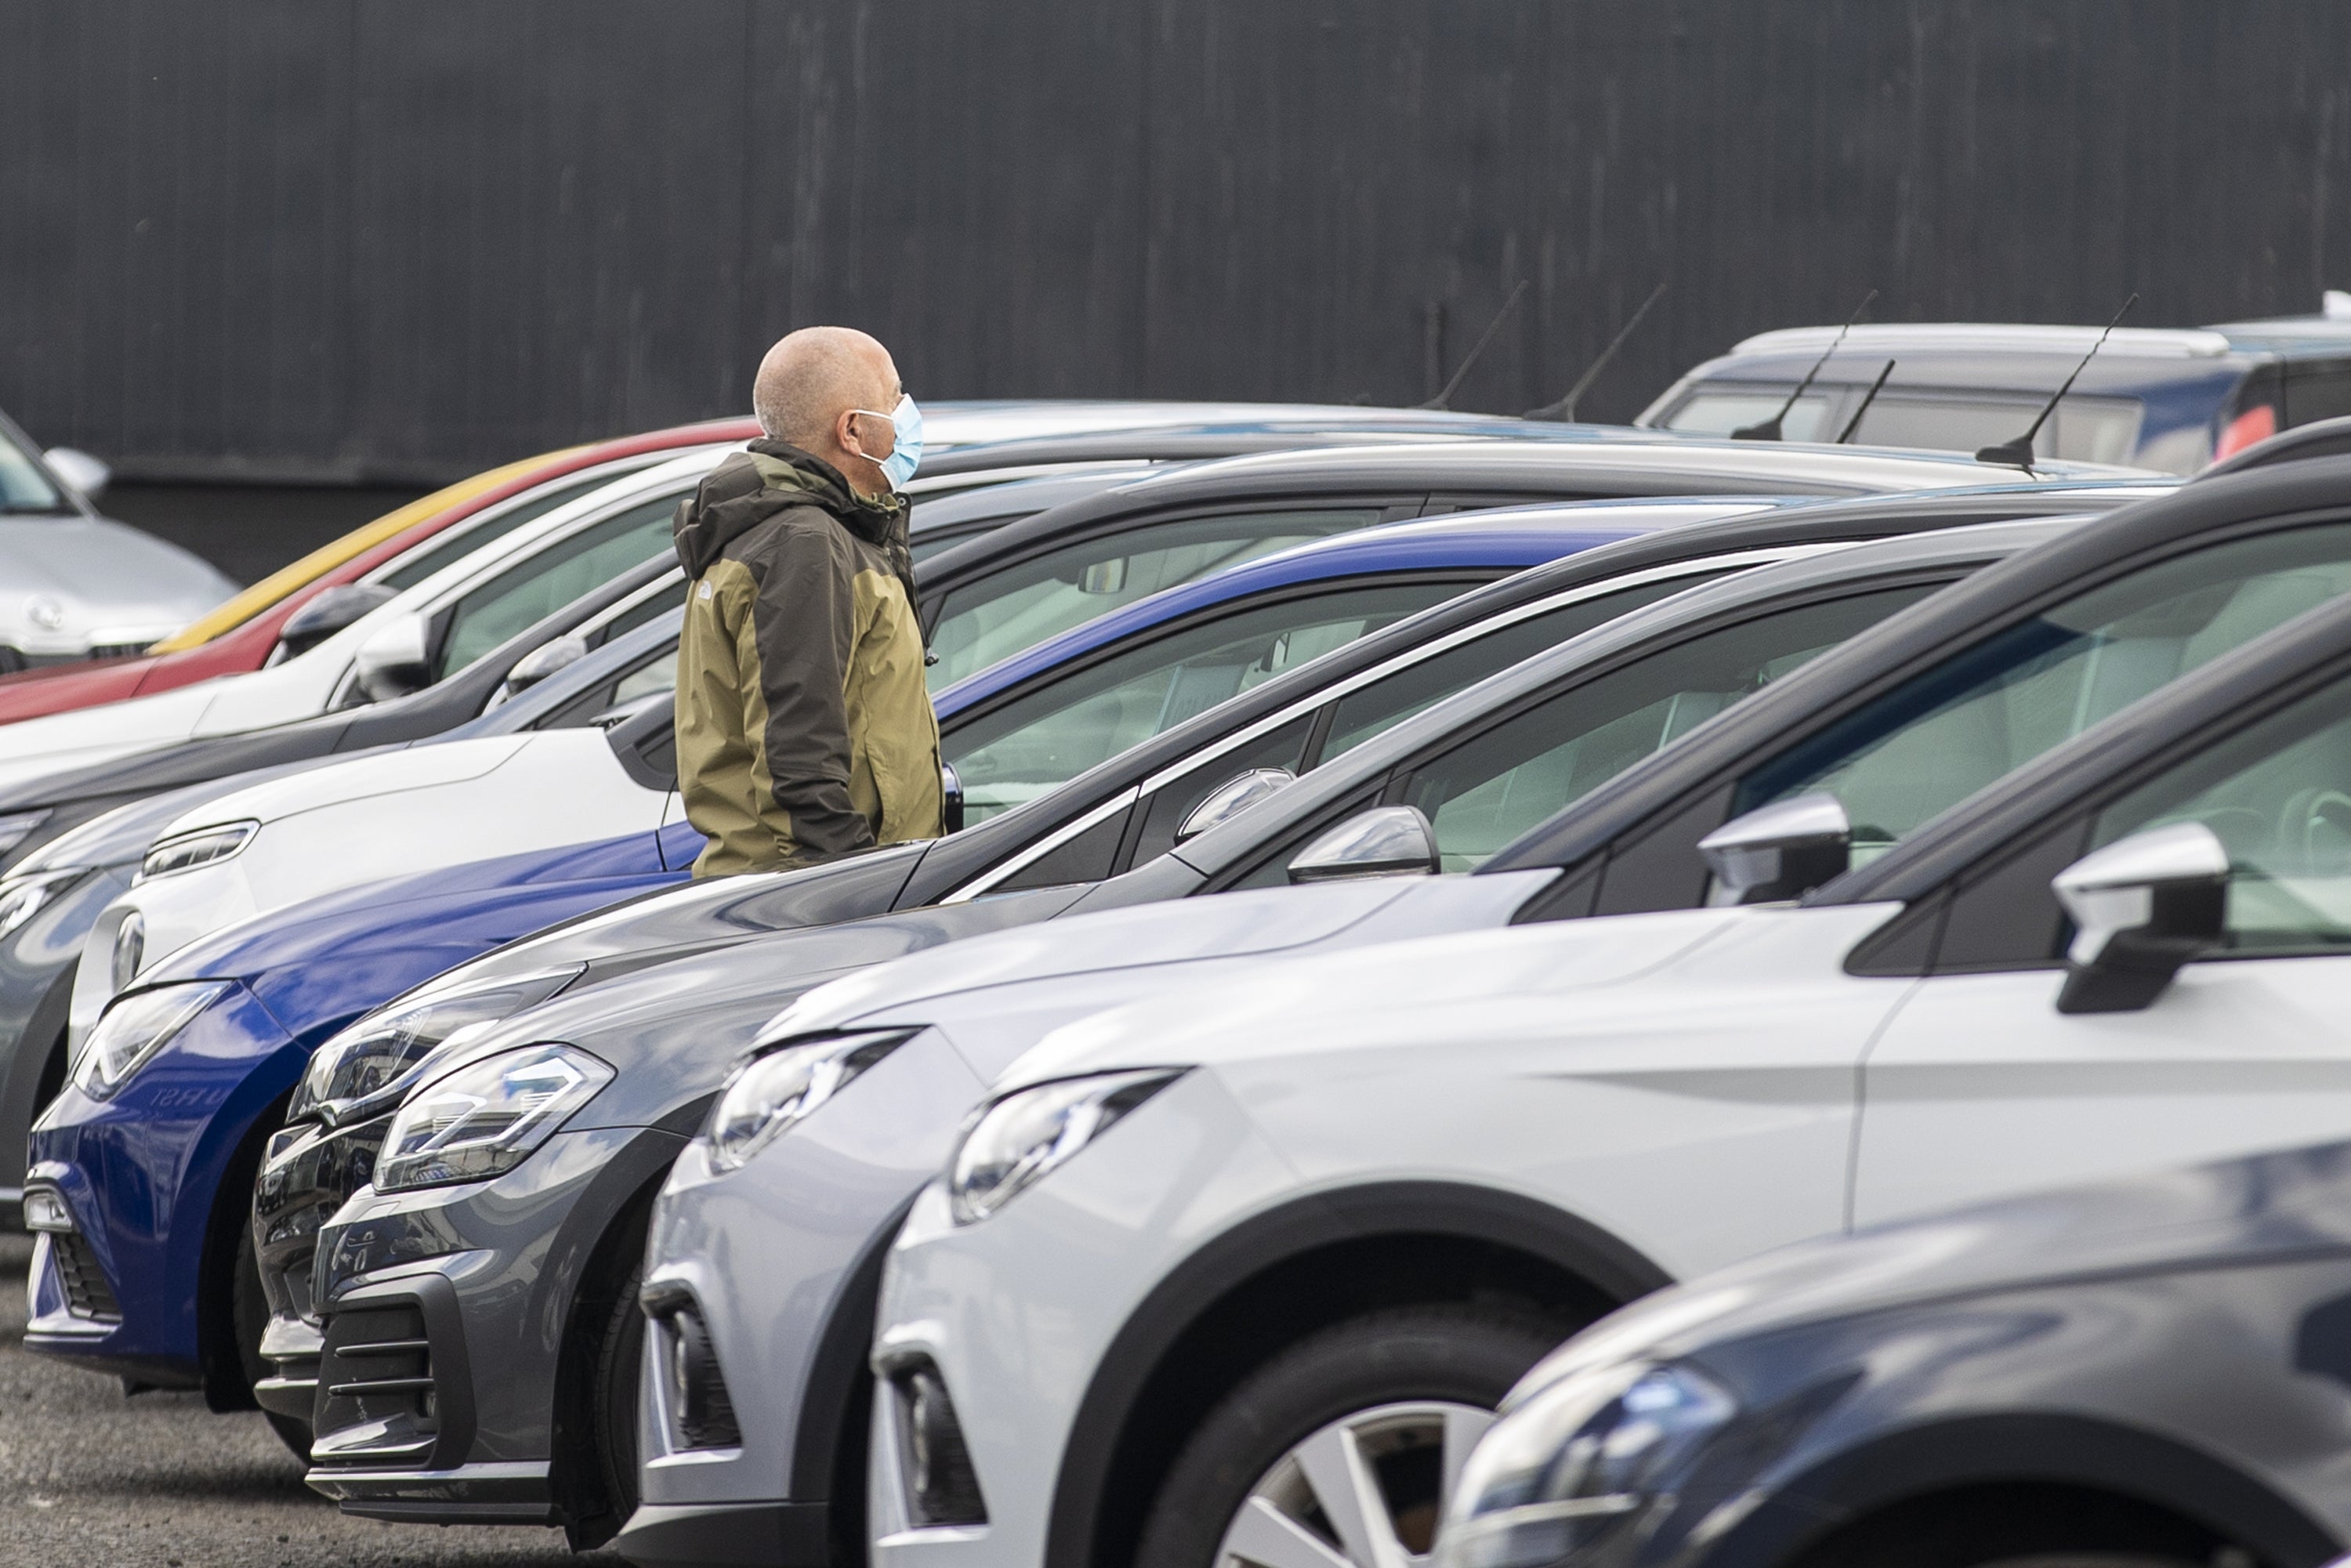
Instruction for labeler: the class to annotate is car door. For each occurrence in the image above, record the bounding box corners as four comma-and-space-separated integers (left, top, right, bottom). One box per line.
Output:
1853, 676, 2351, 1228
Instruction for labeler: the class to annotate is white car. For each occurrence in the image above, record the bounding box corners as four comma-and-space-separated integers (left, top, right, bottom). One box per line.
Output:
854, 583, 2351, 1568
0, 446, 733, 786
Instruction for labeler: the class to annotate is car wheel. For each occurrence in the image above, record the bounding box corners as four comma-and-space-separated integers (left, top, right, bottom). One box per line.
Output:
563, 1261, 646, 1552
1135, 1302, 1563, 1568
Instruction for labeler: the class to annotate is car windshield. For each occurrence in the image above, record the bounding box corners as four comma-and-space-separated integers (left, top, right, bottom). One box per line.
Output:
1739, 520, 2351, 863
0, 422, 64, 513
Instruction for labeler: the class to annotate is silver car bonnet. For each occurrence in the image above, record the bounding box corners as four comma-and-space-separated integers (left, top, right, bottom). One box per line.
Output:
0, 515, 236, 654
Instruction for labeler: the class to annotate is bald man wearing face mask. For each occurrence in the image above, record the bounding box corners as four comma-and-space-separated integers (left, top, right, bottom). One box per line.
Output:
671, 326, 943, 876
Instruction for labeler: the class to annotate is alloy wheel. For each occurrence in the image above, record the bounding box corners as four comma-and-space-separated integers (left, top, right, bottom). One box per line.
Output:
1212, 1399, 1495, 1568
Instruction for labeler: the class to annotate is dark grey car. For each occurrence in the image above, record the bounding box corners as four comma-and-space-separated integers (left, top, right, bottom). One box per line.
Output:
1437, 1136, 2351, 1568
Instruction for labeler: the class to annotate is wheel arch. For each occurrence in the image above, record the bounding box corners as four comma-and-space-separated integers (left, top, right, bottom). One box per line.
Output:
1040, 1179, 1672, 1568
1730, 1412, 2342, 1568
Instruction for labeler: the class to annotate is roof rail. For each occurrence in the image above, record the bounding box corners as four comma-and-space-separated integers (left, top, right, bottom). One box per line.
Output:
1729, 323, 2231, 360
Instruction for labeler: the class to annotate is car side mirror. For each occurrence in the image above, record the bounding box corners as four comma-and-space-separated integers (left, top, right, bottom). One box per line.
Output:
493, 634, 588, 705
941, 762, 965, 835
277, 583, 398, 661
42, 447, 110, 499
352, 611, 434, 704
1175, 767, 1294, 846
2051, 823, 2229, 1015
1699, 793, 1851, 906
1286, 806, 1440, 885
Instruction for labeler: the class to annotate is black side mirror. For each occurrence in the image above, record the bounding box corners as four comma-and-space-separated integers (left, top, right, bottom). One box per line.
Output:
278, 584, 398, 661
941, 762, 965, 835
1174, 768, 1294, 846
1286, 806, 1441, 885
2052, 823, 2229, 1014
1698, 793, 1851, 906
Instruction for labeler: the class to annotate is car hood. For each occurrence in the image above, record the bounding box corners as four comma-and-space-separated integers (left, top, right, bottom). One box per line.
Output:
1509, 1135, 2351, 1408
770, 874, 1484, 1039
0, 516, 235, 654
154, 733, 537, 834
993, 899, 1757, 1092
16, 755, 350, 874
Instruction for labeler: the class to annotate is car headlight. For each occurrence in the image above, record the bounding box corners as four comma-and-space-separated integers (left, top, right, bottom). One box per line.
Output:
71, 980, 234, 1099
1438, 1362, 1737, 1568
947, 1068, 1183, 1226
0, 809, 52, 857
707, 1030, 915, 1172
373, 1041, 614, 1193
0, 867, 83, 942
137, 819, 259, 882
290, 966, 584, 1127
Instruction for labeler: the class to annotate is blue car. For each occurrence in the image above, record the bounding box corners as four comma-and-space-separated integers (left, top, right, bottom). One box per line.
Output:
19, 501, 1677, 1429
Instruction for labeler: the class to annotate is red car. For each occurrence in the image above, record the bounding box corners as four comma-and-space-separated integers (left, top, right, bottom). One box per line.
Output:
0, 418, 759, 725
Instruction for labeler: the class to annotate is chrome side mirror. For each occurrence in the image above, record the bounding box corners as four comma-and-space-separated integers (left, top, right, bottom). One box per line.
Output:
1287, 806, 1440, 885
494, 634, 589, 704
1699, 793, 1850, 906
277, 583, 397, 661
2052, 822, 2228, 1015
941, 762, 965, 835
352, 611, 433, 703
1175, 767, 1295, 846
43, 447, 110, 499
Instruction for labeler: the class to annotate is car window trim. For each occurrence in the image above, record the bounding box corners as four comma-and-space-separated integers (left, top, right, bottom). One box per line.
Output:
941, 787, 1143, 904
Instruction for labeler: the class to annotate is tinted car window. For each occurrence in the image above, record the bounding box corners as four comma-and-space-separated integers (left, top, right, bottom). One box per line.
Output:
1660, 389, 1836, 442
375, 471, 645, 592
1317, 574, 1733, 765
926, 507, 1388, 690
1742, 522, 2351, 863
437, 496, 679, 679
0, 424, 62, 512
946, 580, 1461, 824
2093, 682, 2351, 957
1402, 585, 1938, 871
1849, 394, 2141, 466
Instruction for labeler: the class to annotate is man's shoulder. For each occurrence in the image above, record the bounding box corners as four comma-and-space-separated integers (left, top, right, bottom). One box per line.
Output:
715, 502, 858, 571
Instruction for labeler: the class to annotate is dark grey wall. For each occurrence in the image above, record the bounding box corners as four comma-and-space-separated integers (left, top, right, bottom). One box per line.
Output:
6, 2, 2349, 484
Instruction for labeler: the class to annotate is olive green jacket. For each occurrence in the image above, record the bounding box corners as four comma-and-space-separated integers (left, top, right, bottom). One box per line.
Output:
672, 441, 942, 877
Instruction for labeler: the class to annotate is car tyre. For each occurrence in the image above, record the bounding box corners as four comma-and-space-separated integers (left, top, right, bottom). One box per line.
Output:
229, 1222, 310, 1461
1134, 1302, 1563, 1568
563, 1260, 646, 1552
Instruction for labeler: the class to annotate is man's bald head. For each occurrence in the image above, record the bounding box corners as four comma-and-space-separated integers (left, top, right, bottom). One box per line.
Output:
752, 328, 902, 494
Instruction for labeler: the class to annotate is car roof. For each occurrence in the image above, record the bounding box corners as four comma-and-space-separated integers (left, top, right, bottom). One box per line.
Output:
1480, 453, 2351, 875
915, 440, 2137, 588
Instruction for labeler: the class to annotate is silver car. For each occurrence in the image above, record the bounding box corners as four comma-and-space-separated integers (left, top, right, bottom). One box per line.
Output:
0, 408, 237, 665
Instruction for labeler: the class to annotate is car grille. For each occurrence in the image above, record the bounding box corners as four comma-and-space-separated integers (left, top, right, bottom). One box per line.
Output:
312, 1304, 437, 1465
52, 1233, 121, 1321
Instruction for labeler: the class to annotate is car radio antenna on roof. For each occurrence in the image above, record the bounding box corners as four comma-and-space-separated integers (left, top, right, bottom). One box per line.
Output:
1975, 294, 2139, 473
1835, 360, 1897, 443
1525, 279, 1668, 422
1419, 279, 1530, 411
1732, 289, 1877, 440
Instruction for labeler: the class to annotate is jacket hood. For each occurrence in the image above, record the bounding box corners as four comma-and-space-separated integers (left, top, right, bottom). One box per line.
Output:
1509, 1136, 2351, 1410
671, 440, 905, 578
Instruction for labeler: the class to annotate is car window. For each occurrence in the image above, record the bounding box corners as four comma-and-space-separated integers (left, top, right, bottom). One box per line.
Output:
1658, 389, 1836, 442
1741, 522, 2351, 865
1402, 585, 1939, 871
2286, 362, 2351, 428
2092, 682, 2351, 957
925, 507, 1389, 690
1847, 394, 2141, 467
945, 580, 1462, 825
373, 472, 646, 591
1315, 573, 1736, 765
435, 496, 680, 679
0, 425, 63, 512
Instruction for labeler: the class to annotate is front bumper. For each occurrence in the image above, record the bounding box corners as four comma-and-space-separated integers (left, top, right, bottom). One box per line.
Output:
303, 1121, 686, 1524
618, 1027, 989, 1568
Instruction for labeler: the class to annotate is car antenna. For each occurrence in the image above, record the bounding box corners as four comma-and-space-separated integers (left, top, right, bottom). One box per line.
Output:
1419, 279, 1530, 410
1835, 360, 1897, 443
1975, 294, 2139, 473
1524, 279, 1668, 422
1731, 289, 1877, 440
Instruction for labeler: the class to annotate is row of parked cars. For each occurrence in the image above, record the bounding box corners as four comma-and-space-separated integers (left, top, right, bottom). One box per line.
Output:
6, 324, 2351, 1568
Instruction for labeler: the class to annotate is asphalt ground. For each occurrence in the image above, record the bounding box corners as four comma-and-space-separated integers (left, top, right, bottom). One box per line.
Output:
0, 1234, 614, 1568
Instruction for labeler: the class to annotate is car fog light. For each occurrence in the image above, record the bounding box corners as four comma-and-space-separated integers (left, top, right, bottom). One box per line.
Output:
20, 1187, 72, 1233
661, 1305, 741, 1450
890, 1359, 988, 1527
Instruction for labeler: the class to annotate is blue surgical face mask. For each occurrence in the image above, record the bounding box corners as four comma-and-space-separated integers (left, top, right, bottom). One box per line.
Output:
851, 395, 923, 491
